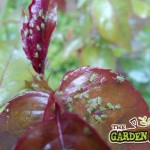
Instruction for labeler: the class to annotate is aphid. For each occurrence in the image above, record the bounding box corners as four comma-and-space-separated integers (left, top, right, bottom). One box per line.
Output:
68, 103, 73, 112
83, 117, 86, 120
24, 29, 28, 36
42, 15, 45, 19
36, 25, 40, 31
106, 102, 115, 110
6, 108, 9, 112
101, 114, 108, 119
100, 76, 107, 85
67, 97, 73, 103
87, 107, 94, 114
83, 127, 90, 134
94, 115, 102, 123
99, 106, 106, 111
63, 75, 68, 81
55, 90, 63, 95
24, 16, 28, 23
87, 99, 93, 104
82, 93, 89, 99
29, 29, 33, 34
68, 107, 73, 112
30, 23, 34, 28
91, 101, 99, 109
41, 23, 45, 29
74, 94, 80, 99
113, 75, 125, 83
97, 97, 102, 105
37, 44, 42, 51
45, 13, 49, 21
90, 73, 97, 82
33, 14, 37, 20
115, 104, 121, 109
77, 85, 82, 91
34, 52, 38, 58
39, 9, 43, 17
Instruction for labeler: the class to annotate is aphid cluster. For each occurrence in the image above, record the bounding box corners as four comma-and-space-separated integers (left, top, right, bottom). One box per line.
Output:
86, 97, 121, 124
23, 9, 48, 60
63, 74, 121, 124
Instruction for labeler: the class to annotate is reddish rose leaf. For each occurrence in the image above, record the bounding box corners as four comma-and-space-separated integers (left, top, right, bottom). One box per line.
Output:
21, 0, 57, 74
13, 112, 110, 150
55, 66, 150, 149
0, 91, 50, 149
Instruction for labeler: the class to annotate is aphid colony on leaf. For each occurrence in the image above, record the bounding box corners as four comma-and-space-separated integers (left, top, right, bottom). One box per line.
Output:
86, 97, 121, 124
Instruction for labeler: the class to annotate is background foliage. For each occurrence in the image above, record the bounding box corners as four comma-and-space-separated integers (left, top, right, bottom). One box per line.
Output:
0, 0, 150, 109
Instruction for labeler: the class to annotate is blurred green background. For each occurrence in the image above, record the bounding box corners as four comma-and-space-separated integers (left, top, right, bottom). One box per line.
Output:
0, 0, 150, 109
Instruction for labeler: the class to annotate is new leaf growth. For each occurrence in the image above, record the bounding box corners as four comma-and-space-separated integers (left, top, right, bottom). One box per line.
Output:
21, 0, 57, 74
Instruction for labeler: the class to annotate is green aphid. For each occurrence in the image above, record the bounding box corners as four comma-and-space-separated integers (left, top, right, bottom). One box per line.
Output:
68, 107, 73, 112
94, 115, 102, 123
87, 99, 93, 104
41, 23, 45, 29
36, 25, 40, 31
77, 85, 82, 91
24, 29, 28, 36
34, 52, 38, 58
97, 97, 102, 105
91, 103, 98, 109
24, 16, 28, 23
106, 102, 115, 110
87, 107, 93, 114
74, 94, 80, 99
114, 75, 125, 83
30, 23, 34, 27
37, 44, 42, 51
33, 14, 37, 20
63, 75, 68, 81
83, 126, 90, 134
42, 15, 45, 19
56, 91, 63, 95
90, 73, 97, 82
101, 114, 108, 119
83, 117, 86, 121
68, 103, 73, 112
67, 97, 73, 103
99, 106, 106, 111
83, 93, 89, 99
115, 104, 121, 109
39, 9, 43, 17
29, 29, 33, 34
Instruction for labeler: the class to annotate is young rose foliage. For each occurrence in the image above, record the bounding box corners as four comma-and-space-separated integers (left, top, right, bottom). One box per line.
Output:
0, 91, 49, 149
13, 112, 110, 150
21, 0, 57, 74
